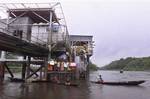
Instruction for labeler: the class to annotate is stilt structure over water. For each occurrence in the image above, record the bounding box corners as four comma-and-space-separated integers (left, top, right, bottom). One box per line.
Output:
69, 35, 93, 79
0, 2, 94, 83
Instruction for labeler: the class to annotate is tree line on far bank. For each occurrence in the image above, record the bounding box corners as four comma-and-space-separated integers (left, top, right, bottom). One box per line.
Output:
89, 61, 99, 71
100, 57, 150, 71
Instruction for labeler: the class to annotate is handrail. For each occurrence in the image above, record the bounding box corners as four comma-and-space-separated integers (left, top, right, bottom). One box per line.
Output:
0, 27, 48, 49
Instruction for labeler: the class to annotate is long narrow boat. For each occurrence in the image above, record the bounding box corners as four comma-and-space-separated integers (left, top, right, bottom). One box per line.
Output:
91, 80, 145, 86
8, 77, 25, 82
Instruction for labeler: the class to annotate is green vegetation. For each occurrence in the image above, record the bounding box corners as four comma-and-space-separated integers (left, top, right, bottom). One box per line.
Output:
89, 61, 99, 71
100, 57, 150, 71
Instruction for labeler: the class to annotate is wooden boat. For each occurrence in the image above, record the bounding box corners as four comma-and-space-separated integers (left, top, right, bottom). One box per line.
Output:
120, 70, 124, 73
91, 80, 145, 86
8, 77, 25, 82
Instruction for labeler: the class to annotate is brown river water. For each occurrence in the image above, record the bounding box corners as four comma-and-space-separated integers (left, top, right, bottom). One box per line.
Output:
0, 70, 150, 99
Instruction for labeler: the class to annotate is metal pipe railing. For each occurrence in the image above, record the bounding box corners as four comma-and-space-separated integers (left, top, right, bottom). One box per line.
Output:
0, 27, 48, 49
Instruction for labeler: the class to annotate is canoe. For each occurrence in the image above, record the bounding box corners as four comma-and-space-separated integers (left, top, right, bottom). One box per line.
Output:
120, 70, 124, 73
91, 80, 145, 85
8, 77, 25, 82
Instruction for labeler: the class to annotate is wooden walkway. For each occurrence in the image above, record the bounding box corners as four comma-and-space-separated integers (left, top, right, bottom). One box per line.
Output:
0, 30, 49, 57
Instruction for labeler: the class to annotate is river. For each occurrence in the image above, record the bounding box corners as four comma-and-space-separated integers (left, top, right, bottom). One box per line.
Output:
0, 70, 150, 99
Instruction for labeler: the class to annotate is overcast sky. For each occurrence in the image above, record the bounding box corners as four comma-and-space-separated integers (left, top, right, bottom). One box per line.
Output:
2, 0, 150, 66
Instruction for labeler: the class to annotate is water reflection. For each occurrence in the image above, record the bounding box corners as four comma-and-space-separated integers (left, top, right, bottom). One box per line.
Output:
1, 71, 150, 99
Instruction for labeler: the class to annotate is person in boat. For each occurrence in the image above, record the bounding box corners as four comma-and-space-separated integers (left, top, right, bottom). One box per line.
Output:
65, 78, 71, 85
53, 76, 60, 83
120, 70, 124, 73
98, 75, 103, 82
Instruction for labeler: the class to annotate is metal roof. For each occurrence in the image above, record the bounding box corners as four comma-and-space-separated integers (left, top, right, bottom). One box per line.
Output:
9, 8, 58, 23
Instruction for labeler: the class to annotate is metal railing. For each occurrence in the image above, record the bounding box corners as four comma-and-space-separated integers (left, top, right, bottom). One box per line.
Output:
0, 26, 48, 49
0, 2, 70, 51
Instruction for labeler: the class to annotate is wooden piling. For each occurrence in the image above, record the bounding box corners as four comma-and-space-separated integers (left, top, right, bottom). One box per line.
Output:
86, 55, 90, 79
4, 62, 14, 78
44, 57, 48, 80
29, 67, 39, 77
0, 62, 5, 82
26, 56, 31, 79
22, 56, 26, 80
26, 66, 43, 79
40, 65, 43, 80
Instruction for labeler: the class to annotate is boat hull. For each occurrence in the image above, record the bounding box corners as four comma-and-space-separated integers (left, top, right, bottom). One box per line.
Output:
92, 80, 145, 85
8, 77, 25, 82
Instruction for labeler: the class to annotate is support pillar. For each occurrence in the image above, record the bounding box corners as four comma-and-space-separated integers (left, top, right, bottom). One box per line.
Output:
86, 55, 90, 79
0, 62, 5, 83
26, 56, 31, 80
1, 51, 6, 60
29, 67, 39, 77
40, 65, 43, 80
26, 66, 43, 79
4, 62, 14, 78
22, 56, 26, 80
44, 57, 48, 80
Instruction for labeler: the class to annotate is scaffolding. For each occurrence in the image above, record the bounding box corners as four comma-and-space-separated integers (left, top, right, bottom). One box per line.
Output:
0, 2, 71, 82
0, 3, 70, 51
